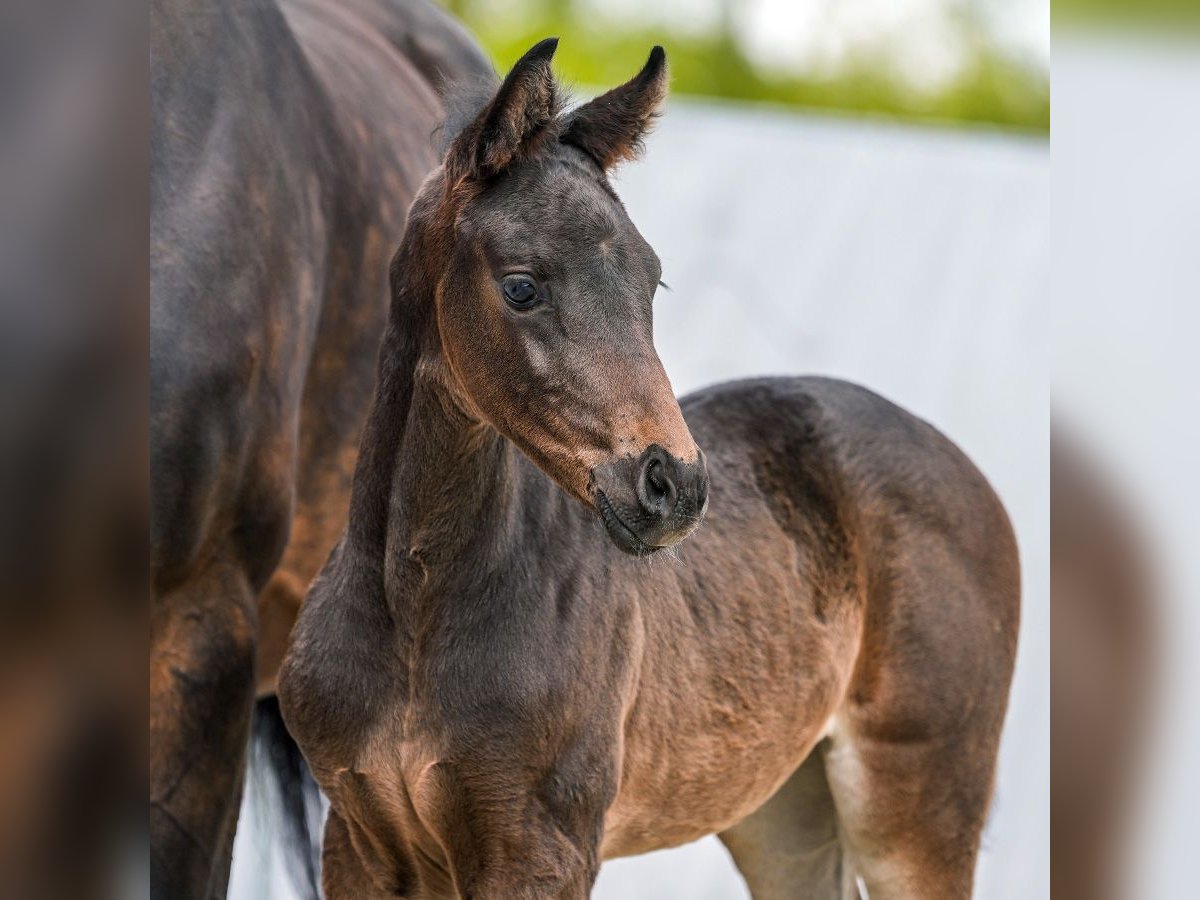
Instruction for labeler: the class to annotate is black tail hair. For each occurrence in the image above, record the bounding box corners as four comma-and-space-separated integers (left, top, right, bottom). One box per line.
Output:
251, 695, 323, 900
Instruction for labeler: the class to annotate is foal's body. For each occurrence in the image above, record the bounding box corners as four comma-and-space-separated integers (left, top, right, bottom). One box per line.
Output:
280, 40, 1019, 899
285, 377, 1017, 898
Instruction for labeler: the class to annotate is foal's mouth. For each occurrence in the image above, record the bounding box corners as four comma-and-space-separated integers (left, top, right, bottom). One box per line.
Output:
595, 489, 659, 557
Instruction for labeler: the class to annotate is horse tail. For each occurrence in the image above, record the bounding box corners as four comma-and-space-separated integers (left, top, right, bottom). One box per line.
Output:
252, 695, 322, 900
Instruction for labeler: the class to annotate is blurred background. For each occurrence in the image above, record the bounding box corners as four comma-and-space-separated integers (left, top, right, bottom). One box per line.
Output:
446, 0, 1049, 133
1054, 10, 1200, 900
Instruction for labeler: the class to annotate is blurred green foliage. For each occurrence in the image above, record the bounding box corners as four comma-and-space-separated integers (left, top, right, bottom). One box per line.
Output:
441, 1, 1049, 134
1055, 0, 1200, 27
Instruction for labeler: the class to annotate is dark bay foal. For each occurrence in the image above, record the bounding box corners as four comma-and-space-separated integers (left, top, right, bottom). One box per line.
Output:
278, 40, 1020, 899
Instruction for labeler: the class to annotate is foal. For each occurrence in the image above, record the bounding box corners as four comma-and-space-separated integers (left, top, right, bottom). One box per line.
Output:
278, 39, 1020, 899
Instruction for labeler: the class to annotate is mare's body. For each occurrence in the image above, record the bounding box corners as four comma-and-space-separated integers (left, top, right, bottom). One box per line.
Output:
149, 1, 489, 895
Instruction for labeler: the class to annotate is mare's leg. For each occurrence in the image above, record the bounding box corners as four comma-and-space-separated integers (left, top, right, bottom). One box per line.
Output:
150, 556, 257, 899
255, 568, 306, 696
719, 747, 857, 900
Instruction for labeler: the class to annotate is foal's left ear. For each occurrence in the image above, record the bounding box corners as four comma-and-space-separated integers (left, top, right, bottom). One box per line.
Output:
561, 46, 668, 171
445, 37, 561, 188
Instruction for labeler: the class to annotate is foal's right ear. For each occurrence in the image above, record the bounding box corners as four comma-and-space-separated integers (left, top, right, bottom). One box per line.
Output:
444, 37, 560, 189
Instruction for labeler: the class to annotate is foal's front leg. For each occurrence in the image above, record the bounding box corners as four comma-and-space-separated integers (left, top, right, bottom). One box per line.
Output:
454, 824, 601, 900
437, 756, 614, 900
320, 798, 601, 900
464, 865, 596, 899
448, 792, 606, 899
320, 756, 612, 898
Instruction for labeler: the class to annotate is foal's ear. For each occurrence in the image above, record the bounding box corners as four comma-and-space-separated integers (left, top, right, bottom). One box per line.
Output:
561, 46, 668, 171
445, 37, 561, 188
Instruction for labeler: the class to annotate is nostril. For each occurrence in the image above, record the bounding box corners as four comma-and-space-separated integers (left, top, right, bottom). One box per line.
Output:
646, 460, 668, 501
638, 454, 675, 518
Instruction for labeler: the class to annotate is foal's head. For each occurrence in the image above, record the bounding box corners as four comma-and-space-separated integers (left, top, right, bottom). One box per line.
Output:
406, 38, 708, 555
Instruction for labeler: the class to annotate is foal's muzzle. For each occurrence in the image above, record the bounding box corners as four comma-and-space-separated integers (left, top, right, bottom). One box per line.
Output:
591, 445, 709, 556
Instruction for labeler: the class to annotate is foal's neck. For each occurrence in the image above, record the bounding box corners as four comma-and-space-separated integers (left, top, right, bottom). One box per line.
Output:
385, 359, 523, 576
350, 206, 538, 604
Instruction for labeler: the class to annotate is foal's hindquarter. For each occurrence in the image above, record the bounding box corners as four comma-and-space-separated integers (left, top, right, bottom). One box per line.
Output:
281, 374, 1019, 899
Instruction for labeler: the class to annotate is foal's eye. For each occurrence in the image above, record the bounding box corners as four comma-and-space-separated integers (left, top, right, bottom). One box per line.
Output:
501, 274, 540, 310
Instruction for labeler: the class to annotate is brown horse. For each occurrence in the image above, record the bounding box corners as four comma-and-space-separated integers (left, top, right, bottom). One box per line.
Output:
150, 0, 489, 896
278, 40, 1021, 900
1051, 435, 1153, 900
